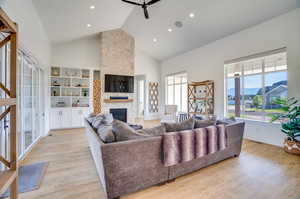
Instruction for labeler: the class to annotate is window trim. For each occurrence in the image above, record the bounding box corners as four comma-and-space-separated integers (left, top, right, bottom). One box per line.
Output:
165, 72, 187, 112
224, 49, 288, 122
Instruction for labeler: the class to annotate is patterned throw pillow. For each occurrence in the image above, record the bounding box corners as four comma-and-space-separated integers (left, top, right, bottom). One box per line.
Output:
91, 114, 104, 129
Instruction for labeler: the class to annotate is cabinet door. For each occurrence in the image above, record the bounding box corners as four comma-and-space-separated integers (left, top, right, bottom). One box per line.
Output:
50, 109, 62, 129
71, 108, 90, 127
61, 109, 72, 128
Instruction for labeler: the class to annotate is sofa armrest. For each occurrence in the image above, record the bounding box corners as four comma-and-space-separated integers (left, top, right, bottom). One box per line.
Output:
101, 137, 169, 198
226, 122, 245, 145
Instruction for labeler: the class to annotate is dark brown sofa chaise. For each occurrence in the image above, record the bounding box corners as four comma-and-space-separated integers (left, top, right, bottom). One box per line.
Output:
85, 119, 245, 199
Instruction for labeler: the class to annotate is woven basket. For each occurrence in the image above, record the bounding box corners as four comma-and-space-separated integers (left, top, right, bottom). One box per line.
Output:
283, 138, 300, 155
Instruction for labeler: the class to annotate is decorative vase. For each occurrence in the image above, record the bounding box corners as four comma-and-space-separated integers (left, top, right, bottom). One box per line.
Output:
283, 138, 300, 155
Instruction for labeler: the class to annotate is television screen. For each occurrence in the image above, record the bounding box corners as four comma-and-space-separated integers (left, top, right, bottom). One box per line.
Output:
105, 74, 134, 93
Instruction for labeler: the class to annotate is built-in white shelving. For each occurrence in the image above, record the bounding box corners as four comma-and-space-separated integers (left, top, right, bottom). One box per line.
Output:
49, 66, 93, 129
50, 67, 91, 108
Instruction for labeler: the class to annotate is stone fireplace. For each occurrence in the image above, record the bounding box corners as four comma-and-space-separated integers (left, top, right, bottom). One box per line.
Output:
99, 29, 136, 123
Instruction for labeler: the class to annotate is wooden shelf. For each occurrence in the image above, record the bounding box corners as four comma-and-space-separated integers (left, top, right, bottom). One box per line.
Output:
0, 98, 16, 107
0, 170, 17, 195
104, 99, 133, 103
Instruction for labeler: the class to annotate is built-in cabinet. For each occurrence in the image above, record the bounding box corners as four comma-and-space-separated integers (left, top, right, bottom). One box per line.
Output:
49, 66, 92, 129
50, 107, 89, 129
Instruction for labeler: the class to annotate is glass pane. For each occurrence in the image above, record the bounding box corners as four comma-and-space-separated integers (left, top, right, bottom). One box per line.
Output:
242, 74, 263, 121
244, 59, 262, 75
174, 75, 181, 84
23, 61, 33, 149
227, 78, 235, 117
226, 63, 242, 77
138, 80, 144, 116
167, 85, 174, 105
174, 84, 181, 111
265, 52, 287, 72
181, 83, 187, 112
167, 76, 174, 85
33, 68, 40, 140
263, 71, 288, 121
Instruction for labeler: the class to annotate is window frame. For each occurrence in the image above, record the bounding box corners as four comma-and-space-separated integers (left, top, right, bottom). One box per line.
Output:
224, 49, 288, 122
165, 72, 188, 112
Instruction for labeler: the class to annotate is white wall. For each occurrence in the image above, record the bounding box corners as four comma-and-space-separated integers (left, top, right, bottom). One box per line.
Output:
161, 9, 300, 147
135, 48, 162, 120
2, 0, 51, 66
51, 35, 100, 70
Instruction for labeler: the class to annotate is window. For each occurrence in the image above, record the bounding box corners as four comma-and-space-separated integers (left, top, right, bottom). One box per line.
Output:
165, 73, 188, 112
225, 49, 287, 122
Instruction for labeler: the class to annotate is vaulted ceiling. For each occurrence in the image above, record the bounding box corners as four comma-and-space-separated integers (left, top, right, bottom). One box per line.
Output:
32, 0, 134, 43
33, 0, 300, 61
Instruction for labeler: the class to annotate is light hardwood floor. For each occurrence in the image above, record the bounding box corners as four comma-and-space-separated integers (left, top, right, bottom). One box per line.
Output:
21, 122, 300, 199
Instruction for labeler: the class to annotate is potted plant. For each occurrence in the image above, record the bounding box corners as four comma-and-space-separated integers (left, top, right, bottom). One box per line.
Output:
270, 97, 300, 155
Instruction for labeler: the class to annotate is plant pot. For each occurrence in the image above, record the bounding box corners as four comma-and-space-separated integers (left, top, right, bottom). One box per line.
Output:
283, 138, 300, 155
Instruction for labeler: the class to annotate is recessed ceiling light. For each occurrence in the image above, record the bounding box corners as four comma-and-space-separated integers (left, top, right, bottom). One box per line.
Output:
87, 24, 92, 28
189, 13, 195, 18
153, 38, 157, 43
90, 5, 95, 10
168, 28, 173, 32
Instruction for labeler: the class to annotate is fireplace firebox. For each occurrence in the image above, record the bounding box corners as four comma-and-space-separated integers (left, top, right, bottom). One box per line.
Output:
110, 108, 127, 123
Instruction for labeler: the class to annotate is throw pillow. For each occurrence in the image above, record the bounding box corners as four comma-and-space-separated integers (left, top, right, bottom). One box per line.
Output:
162, 118, 195, 132
194, 119, 216, 128
91, 114, 104, 129
137, 125, 166, 136
86, 113, 97, 124
97, 125, 116, 143
102, 113, 114, 125
112, 120, 150, 142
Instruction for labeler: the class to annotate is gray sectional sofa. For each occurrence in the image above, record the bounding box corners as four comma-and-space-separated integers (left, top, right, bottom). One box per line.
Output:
85, 119, 245, 199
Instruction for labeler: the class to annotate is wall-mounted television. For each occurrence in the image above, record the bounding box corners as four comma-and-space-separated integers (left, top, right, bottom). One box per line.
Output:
105, 74, 134, 93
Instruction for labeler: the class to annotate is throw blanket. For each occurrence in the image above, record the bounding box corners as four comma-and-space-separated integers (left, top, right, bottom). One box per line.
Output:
163, 125, 227, 167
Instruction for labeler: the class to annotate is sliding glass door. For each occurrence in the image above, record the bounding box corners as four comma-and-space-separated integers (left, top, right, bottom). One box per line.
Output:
0, 41, 45, 168
19, 55, 45, 157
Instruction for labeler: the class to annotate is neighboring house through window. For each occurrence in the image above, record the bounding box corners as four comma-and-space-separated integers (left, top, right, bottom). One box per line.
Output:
225, 48, 288, 122
165, 72, 188, 112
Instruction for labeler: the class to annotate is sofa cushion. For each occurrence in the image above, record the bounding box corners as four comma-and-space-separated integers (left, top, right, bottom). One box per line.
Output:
163, 118, 195, 132
97, 125, 116, 143
112, 120, 150, 142
90, 113, 114, 129
194, 119, 216, 128
137, 125, 166, 136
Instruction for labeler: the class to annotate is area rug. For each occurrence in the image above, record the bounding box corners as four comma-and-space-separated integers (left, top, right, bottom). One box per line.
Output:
1, 162, 49, 198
